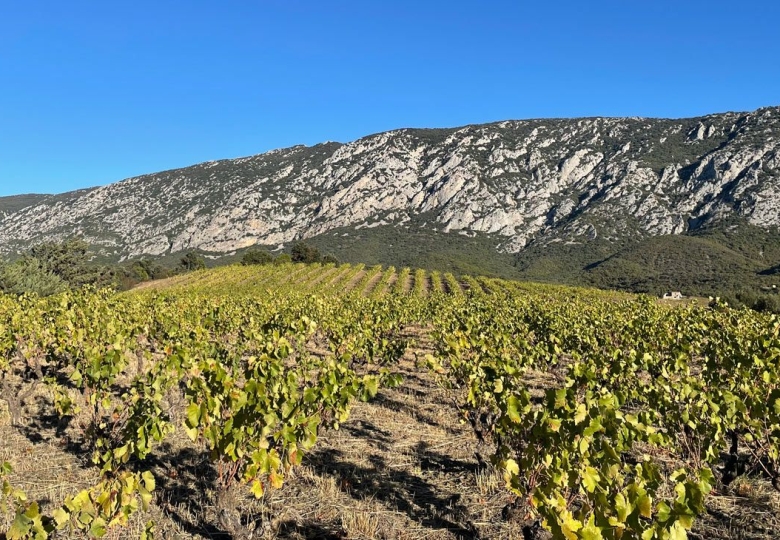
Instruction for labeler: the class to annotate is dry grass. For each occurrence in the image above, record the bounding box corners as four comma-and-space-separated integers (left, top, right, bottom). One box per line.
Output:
691, 476, 780, 540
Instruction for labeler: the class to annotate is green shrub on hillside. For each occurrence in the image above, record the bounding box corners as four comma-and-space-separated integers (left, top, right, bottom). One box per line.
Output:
241, 248, 273, 266
725, 289, 780, 314
290, 241, 321, 263
129, 258, 173, 281
0, 238, 115, 296
30, 238, 115, 288
179, 251, 206, 272
0, 257, 67, 296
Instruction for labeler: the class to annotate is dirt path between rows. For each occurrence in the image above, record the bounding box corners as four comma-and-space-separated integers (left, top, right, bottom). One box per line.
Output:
343, 270, 367, 293
361, 271, 385, 297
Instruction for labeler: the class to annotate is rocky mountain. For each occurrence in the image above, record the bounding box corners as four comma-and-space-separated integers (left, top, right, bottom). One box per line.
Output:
1, 107, 779, 279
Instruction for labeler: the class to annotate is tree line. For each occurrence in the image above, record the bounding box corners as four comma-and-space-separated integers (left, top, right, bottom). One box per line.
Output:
241, 241, 338, 266
0, 239, 337, 297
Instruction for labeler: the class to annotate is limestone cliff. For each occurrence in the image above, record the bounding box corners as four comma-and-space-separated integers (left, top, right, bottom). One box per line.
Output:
1, 106, 778, 260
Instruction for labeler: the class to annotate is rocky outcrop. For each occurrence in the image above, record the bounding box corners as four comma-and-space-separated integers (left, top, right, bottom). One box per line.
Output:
1, 107, 779, 259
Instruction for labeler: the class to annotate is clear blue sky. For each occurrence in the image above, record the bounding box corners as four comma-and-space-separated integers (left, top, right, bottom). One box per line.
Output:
1, 1, 778, 196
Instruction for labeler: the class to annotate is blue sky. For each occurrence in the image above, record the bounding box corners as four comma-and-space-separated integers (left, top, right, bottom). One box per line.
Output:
1, 1, 778, 196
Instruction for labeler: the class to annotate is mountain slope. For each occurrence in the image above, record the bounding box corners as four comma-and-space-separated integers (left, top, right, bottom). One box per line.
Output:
585, 234, 767, 294
0, 194, 51, 217
1, 106, 779, 293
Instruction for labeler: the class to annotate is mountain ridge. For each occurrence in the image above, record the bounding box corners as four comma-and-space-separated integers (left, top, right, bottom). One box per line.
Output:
5, 106, 776, 199
1, 106, 779, 294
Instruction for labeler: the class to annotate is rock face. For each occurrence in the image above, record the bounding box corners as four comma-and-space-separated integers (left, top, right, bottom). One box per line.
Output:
1, 107, 779, 259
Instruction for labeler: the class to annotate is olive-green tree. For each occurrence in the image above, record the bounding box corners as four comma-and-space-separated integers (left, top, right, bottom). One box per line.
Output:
290, 241, 321, 264
0, 257, 67, 296
241, 249, 273, 266
0, 238, 114, 296
179, 252, 207, 272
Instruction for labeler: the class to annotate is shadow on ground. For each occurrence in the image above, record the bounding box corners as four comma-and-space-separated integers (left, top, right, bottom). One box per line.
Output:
307, 447, 480, 539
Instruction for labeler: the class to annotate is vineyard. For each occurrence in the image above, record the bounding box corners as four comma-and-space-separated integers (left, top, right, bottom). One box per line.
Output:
1, 262, 779, 539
